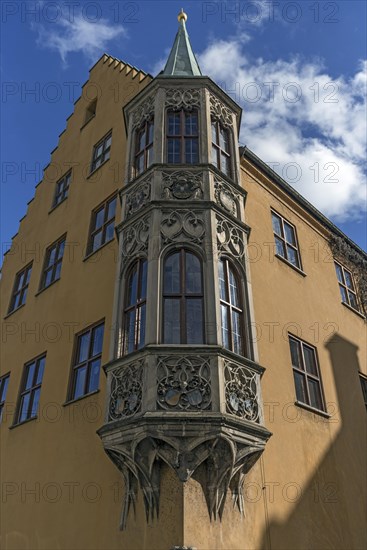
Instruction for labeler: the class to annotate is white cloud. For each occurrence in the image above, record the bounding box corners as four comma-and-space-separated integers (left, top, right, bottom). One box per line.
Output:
199, 40, 367, 222
34, 15, 126, 65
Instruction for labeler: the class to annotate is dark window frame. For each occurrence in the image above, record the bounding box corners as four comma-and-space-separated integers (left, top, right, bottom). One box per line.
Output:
14, 353, 46, 425
271, 210, 302, 270
52, 170, 71, 208
289, 334, 326, 413
90, 131, 112, 173
122, 258, 147, 355
219, 257, 246, 356
211, 119, 232, 177
39, 235, 66, 290
134, 118, 154, 177
162, 248, 205, 344
67, 320, 105, 402
0, 373, 10, 423
166, 109, 199, 165
334, 260, 360, 312
87, 193, 117, 256
8, 262, 32, 314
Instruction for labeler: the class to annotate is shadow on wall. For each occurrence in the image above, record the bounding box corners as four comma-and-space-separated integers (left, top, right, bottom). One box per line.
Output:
260, 333, 367, 550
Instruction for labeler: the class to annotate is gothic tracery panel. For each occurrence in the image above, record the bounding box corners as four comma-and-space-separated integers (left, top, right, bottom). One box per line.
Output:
162, 170, 203, 200
216, 215, 245, 258
109, 360, 144, 421
121, 216, 150, 259
224, 360, 261, 423
161, 210, 205, 245
165, 88, 201, 110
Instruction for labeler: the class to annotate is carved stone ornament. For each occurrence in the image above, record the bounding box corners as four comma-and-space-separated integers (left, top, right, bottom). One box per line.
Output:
329, 234, 367, 317
121, 216, 150, 258
157, 356, 211, 411
161, 210, 205, 245
217, 215, 245, 258
132, 95, 155, 128
125, 177, 152, 218
162, 171, 203, 200
109, 360, 144, 421
224, 361, 261, 423
165, 88, 201, 111
209, 94, 233, 127
214, 178, 240, 217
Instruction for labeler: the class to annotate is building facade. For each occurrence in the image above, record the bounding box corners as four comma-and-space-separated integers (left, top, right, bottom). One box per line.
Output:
1, 11, 366, 550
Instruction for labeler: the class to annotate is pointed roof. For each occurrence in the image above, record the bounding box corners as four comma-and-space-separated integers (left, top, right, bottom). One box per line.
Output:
162, 9, 202, 77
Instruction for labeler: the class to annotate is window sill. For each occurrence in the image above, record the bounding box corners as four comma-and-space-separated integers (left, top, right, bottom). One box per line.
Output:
87, 158, 110, 179
35, 277, 60, 297
63, 389, 100, 407
80, 114, 96, 131
275, 253, 306, 277
48, 196, 68, 214
83, 237, 115, 262
294, 400, 331, 418
341, 301, 365, 319
10, 415, 38, 430
4, 303, 26, 320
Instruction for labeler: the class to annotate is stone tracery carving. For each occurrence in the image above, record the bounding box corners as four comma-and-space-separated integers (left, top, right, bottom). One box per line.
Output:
216, 215, 245, 258
224, 361, 261, 423
125, 177, 152, 218
210, 94, 233, 127
165, 88, 201, 110
214, 178, 240, 217
162, 171, 203, 200
131, 95, 155, 128
121, 216, 150, 258
157, 355, 211, 411
109, 360, 144, 421
161, 210, 205, 245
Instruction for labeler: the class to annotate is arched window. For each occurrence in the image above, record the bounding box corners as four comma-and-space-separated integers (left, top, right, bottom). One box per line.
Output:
167, 109, 199, 164
211, 120, 231, 177
219, 258, 244, 355
135, 119, 154, 176
123, 259, 147, 354
163, 249, 204, 344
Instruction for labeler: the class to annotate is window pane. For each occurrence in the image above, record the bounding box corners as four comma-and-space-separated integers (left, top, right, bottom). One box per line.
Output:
294, 371, 307, 404
25, 267, 32, 284
140, 261, 148, 300
17, 272, 25, 290
272, 214, 282, 236
54, 261, 62, 281
221, 153, 230, 176
303, 346, 317, 375
137, 304, 146, 349
107, 198, 116, 220
88, 359, 101, 393
211, 145, 218, 167
229, 268, 240, 307
92, 324, 104, 356
36, 357, 45, 385
211, 122, 217, 143
219, 127, 229, 152
164, 299, 180, 344
168, 139, 181, 163
290, 339, 301, 369
186, 299, 203, 344
344, 270, 354, 290
1, 377, 9, 402
19, 393, 30, 423
232, 310, 243, 355
44, 269, 53, 288
148, 122, 154, 144
125, 310, 136, 354
136, 153, 144, 174
94, 208, 105, 230
25, 362, 36, 390
105, 135, 112, 149
185, 138, 198, 164
96, 144, 103, 158
221, 304, 230, 349
127, 265, 138, 306
286, 245, 299, 267
275, 237, 286, 257
103, 149, 111, 162
73, 367, 87, 399
348, 291, 358, 310
30, 388, 41, 418
218, 261, 227, 301
91, 231, 102, 252
335, 263, 343, 283
13, 293, 20, 310
284, 222, 296, 245
308, 379, 323, 410
164, 253, 180, 294
339, 285, 348, 303
19, 288, 27, 306
47, 246, 57, 267
168, 113, 180, 135
77, 333, 90, 364
186, 253, 202, 294
57, 240, 65, 259
105, 221, 115, 242
138, 128, 145, 152
147, 146, 153, 167
185, 113, 198, 135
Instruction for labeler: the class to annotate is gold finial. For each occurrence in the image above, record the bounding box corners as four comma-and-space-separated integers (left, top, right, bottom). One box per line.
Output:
178, 8, 187, 22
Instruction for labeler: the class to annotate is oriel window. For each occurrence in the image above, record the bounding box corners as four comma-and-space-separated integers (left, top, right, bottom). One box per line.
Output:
135, 119, 154, 176
123, 259, 147, 354
211, 120, 231, 177
219, 258, 245, 356
163, 249, 204, 344
167, 109, 199, 164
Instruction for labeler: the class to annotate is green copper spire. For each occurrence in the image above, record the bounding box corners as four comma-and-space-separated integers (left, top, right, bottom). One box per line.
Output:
162, 9, 202, 77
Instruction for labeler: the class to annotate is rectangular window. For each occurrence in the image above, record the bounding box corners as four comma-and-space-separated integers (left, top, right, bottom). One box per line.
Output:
87, 194, 117, 255
135, 119, 154, 176
15, 355, 46, 424
40, 235, 66, 290
91, 131, 112, 172
8, 263, 32, 313
211, 120, 231, 177
334, 261, 360, 312
271, 211, 302, 269
359, 373, 367, 407
0, 374, 10, 423
53, 171, 71, 207
167, 110, 199, 164
68, 322, 104, 401
289, 335, 326, 412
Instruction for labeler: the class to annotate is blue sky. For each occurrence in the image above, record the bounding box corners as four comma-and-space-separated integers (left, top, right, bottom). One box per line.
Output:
1, 0, 366, 262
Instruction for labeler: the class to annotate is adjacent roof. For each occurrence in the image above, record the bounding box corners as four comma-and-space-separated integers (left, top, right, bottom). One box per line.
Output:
162, 10, 202, 77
